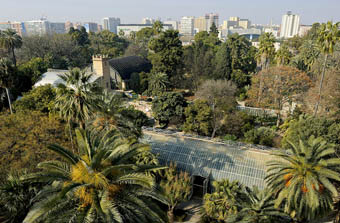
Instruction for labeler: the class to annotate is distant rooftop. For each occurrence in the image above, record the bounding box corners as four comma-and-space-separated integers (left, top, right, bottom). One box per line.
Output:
118, 24, 172, 26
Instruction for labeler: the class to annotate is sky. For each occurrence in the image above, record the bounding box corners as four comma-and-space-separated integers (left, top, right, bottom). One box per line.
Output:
1, 0, 340, 25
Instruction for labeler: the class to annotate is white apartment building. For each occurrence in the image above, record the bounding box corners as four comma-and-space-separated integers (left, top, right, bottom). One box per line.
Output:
102, 17, 121, 34
117, 24, 172, 36
280, 11, 300, 39
205, 13, 219, 31
180, 16, 194, 36
164, 20, 178, 30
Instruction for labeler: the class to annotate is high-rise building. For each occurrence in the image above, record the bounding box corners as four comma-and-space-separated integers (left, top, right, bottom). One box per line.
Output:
65, 21, 73, 32
180, 16, 194, 36
23, 19, 50, 36
280, 11, 300, 39
239, 19, 251, 29
102, 17, 120, 34
117, 24, 172, 36
164, 20, 178, 30
49, 22, 66, 34
194, 16, 207, 32
298, 25, 312, 37
0, 21, 26, 36
142, 18, 155, 24
84, 22, 98, 33
205, 13, 219, 31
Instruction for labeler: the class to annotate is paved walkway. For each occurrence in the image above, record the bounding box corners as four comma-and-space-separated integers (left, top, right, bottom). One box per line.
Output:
176, 199, 203, 223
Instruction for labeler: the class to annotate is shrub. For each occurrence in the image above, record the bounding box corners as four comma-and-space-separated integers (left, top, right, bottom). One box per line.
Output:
244, 127, 275, 147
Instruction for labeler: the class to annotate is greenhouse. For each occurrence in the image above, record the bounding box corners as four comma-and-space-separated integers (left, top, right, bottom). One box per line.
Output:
142, 131, 275, 196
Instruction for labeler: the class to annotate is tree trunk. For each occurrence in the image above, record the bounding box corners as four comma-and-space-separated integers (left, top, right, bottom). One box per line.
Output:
211, 127, 217, 139
5, 87, 13, 114
11, 47, 16, 67
167, 208, 175, 223
314, 54, 328, 116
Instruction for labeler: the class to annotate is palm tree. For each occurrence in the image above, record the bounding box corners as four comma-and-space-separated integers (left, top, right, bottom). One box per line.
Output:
226, 187, 289, 223
22, 128, 167, 223
266, 136, 340, 222
0, 29, 22, 66
256, 32, 275, 104
55, 68, 101, 129
314, 21, 340, 116
275, 44, 292, 66
148, 72, 169, 96
202, 179, 248, 221
0, 170, 39, 223
0, 58, 16, 114
90, 90, 141, 138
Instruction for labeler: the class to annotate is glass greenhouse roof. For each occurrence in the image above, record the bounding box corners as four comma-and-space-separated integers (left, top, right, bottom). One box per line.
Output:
142, 131, 275, 189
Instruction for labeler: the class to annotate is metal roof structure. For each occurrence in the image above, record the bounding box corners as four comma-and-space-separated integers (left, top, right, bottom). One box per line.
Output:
142, 131, 275, 189
35, 69, 101, 87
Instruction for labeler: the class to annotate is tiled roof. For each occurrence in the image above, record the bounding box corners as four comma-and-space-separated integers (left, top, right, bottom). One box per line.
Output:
142, 131, 274, 189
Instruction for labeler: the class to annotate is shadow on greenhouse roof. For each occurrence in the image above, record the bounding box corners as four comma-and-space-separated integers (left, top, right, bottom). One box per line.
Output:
142, 130, 276, 189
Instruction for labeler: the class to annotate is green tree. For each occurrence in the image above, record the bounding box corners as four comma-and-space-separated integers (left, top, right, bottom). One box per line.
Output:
256, 33, 276, 103
160, 163, 192, 223
0, 58, 16, 114
276, 44, 292, 66
22, 128, 167, 223
0, 170, 41, 223
195, 79, 237, 138
226, 187, 289, 223
148, 30, 183, 81
148, 72, 170, 96
290, 40, 320, 73
90, 90, 142, 138
13, 84, 56, 113
209, 23, 219, 36
183, 99, 213, 136
68, 26, 90, 46
0, 29, 22, 66
314, 21, 340, 116
202, 179, 248, 222
153, 20, 163, 35
0, 111, 72, 179
266, 136, 340, 221
214, 42, 232, 80
244, 127, 275, 147
152, 92, 187, 128
55, 68, 100, 129
18, 57, 48, 85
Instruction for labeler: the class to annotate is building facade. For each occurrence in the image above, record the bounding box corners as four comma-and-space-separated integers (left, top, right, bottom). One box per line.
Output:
141, 18, 155, 24
194, 16, 207, 32
102, 17, 121, 34
280, 11, 300, 39
239, 19, 251, 29
117, 24, 172, 36
205, 13, 219, 31
84, 22, 98, 33
180, 16, 194, 36
49, 22, 66, 34
24, 20, 50, 36
164, 20, 178, 30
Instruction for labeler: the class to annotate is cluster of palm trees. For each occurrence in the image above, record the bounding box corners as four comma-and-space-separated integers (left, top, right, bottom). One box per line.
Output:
255, 22, 340, 116
0, 67, 172, 222
202, 136, 340, 222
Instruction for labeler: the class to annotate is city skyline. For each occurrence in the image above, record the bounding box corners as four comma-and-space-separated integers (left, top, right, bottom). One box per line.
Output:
1, 0, 339, 25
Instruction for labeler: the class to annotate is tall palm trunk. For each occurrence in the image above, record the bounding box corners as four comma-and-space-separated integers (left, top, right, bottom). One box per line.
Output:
5, 87, 13, 114
11, 47, 16, 67
314, 54, 328, 116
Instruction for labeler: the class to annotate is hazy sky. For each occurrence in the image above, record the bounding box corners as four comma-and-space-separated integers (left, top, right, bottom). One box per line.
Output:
1, 0, 339, 25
